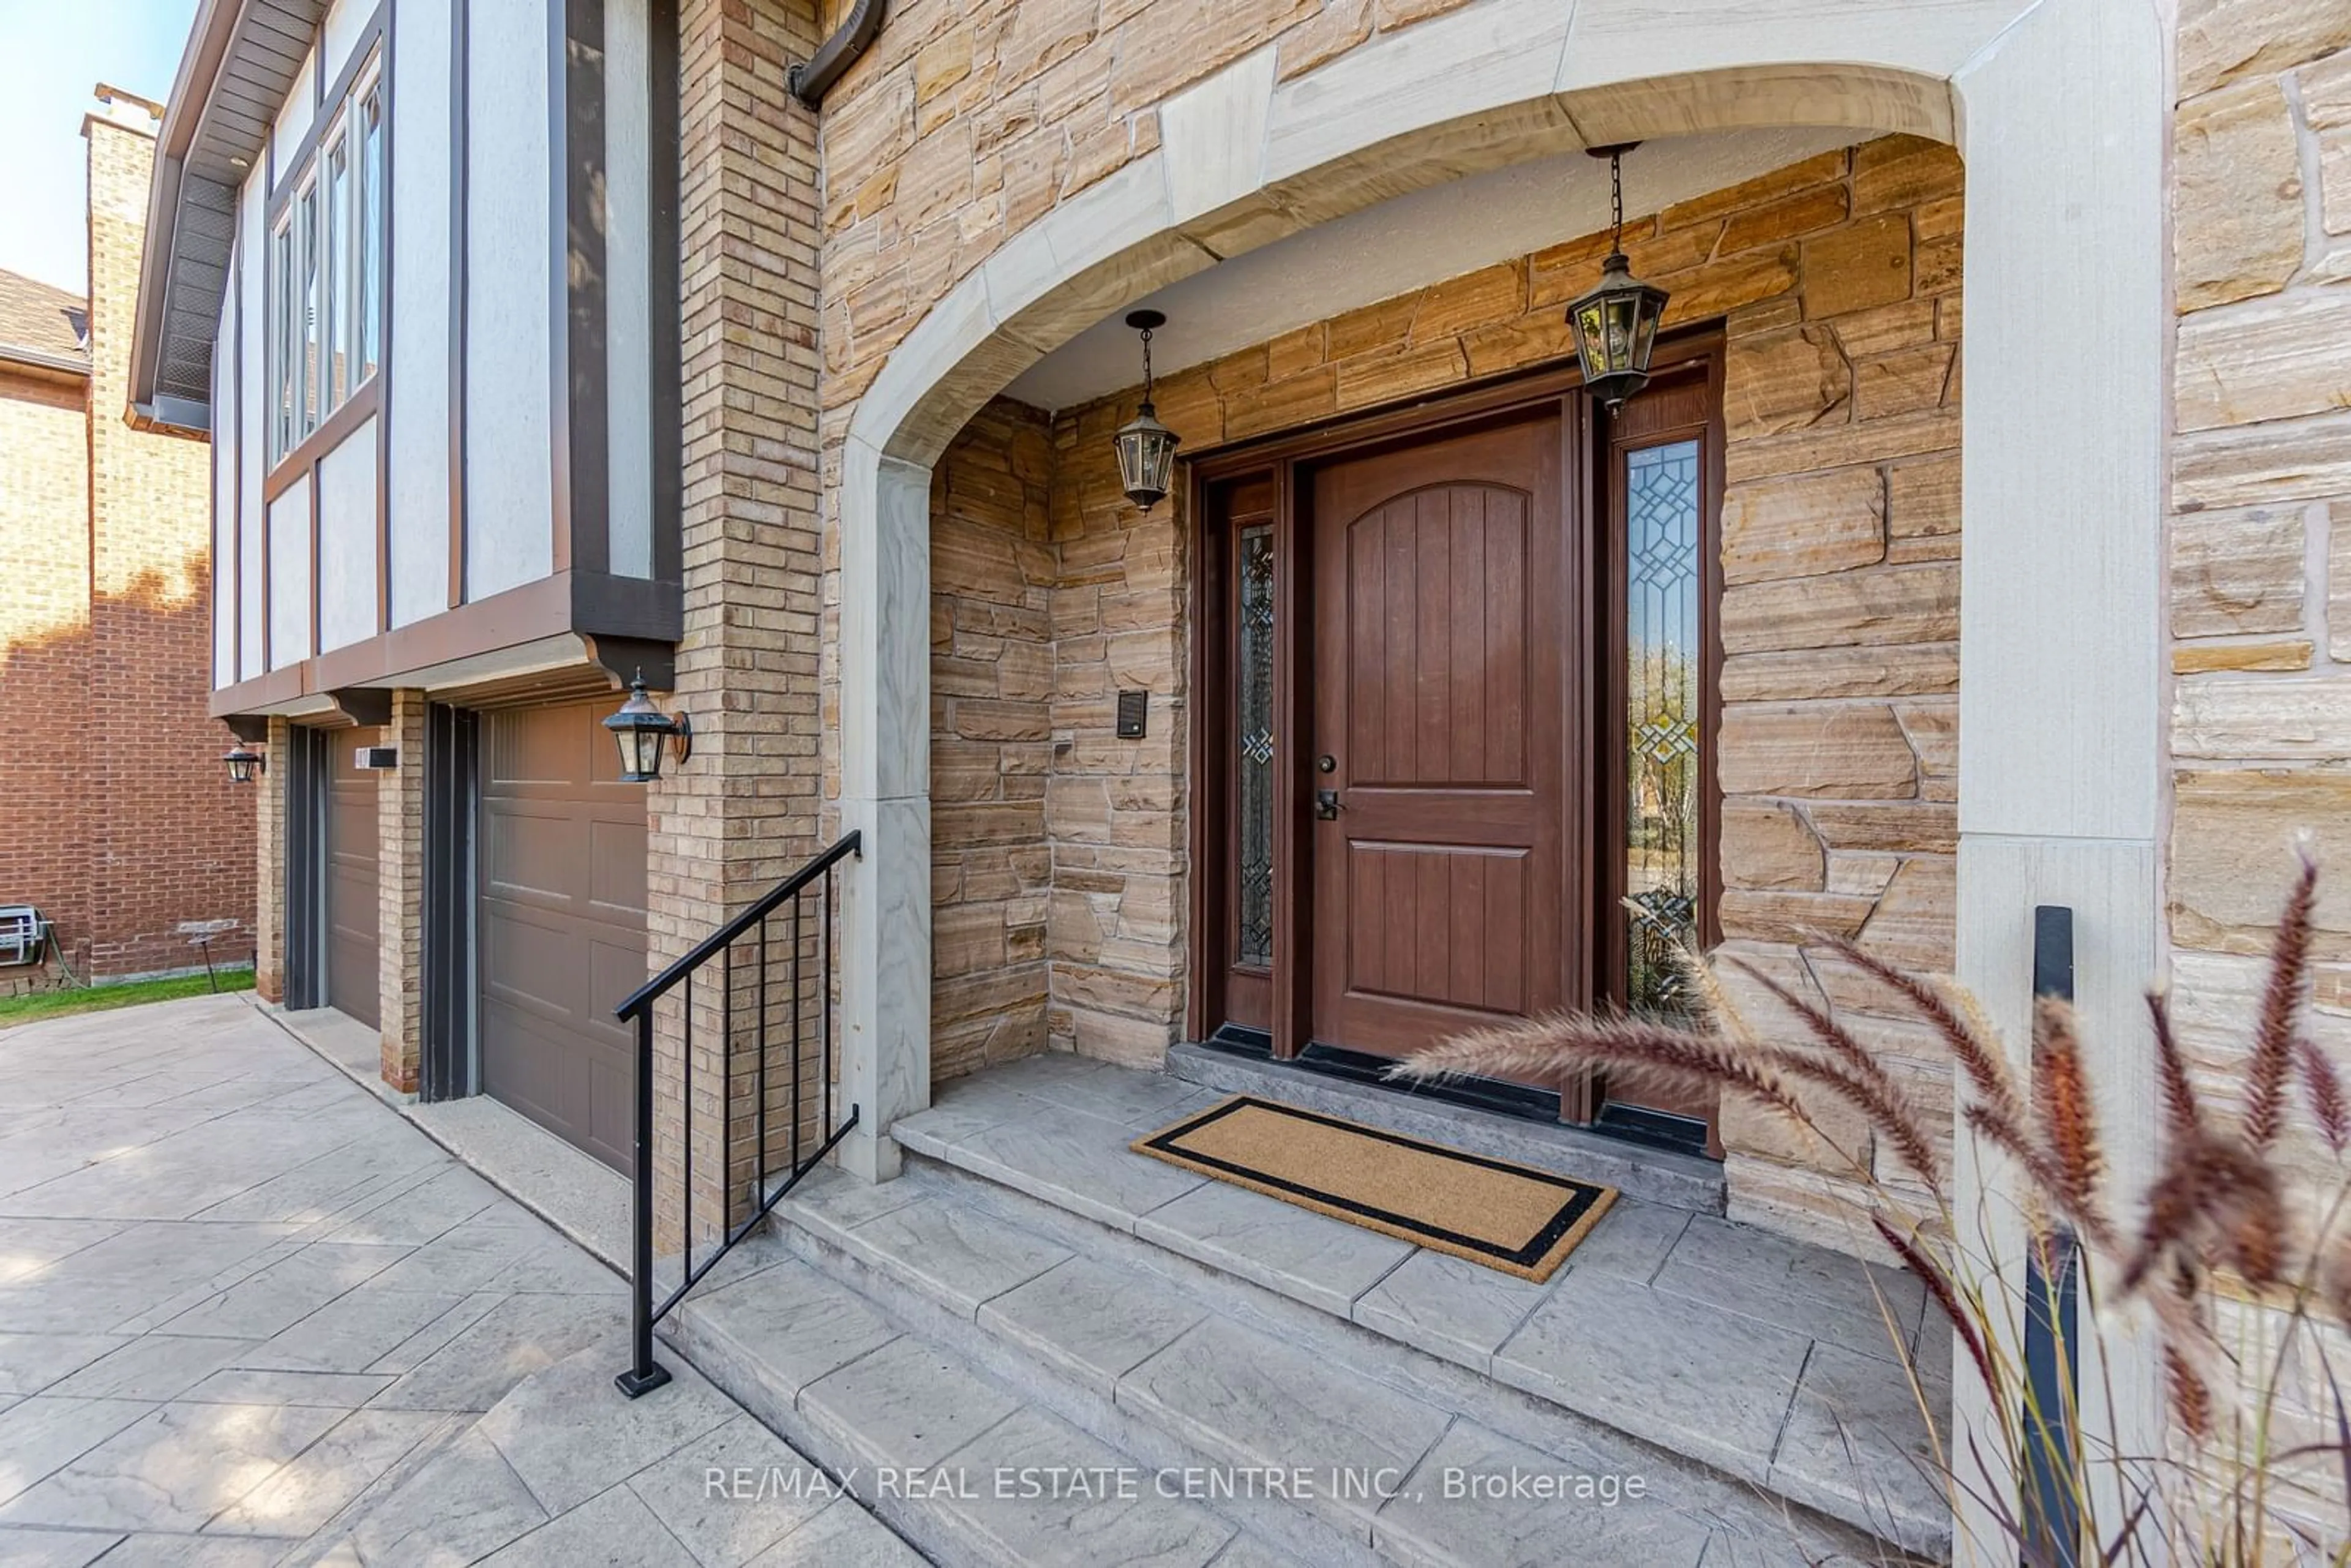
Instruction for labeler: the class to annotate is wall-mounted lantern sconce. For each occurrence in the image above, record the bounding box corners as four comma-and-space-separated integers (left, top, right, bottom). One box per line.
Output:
1113, 309, 1180, 512
604, 669, 691, 783
1567, 143, 1671, 409
223, 743, 265, 784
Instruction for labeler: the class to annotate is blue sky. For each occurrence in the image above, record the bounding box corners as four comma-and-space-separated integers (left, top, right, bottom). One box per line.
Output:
0, 0, 201, 294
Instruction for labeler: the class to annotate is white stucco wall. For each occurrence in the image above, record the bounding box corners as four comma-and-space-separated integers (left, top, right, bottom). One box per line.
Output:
463, 0, 555, 601
318, 0, 372, 91
212, 248, 239, 689
271, 48, 315, 168
268, 476, 312, 669
237, 165, 267, 681
316, 422, 377, 652
388, 0, 454, 627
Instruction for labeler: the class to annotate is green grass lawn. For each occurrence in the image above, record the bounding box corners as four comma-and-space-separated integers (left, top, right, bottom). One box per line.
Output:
0, 968, 257, 1028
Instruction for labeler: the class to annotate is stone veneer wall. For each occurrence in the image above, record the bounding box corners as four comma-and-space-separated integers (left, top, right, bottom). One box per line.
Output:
930, 403, 1058, 1079
2163, 0, 2351, 1497
813, 0, 1488, 417
930, 138, 1968, 1250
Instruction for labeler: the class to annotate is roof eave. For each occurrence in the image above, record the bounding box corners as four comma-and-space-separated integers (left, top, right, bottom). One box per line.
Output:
0, 345, 92, 381
128, 0, 238, 423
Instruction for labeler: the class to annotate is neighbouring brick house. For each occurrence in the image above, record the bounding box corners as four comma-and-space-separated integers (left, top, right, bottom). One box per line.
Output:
130, 0, 2351, 1559
0, 88, 252, 993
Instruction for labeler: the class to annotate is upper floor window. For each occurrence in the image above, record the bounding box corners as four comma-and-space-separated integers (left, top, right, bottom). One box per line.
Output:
269, 50, 384, 465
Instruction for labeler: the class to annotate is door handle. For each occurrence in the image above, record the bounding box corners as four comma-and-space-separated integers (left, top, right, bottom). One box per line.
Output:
1315, 788, 1342, 819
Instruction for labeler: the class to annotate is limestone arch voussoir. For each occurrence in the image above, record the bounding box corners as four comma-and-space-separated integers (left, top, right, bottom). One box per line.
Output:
850, 39, 1977, 470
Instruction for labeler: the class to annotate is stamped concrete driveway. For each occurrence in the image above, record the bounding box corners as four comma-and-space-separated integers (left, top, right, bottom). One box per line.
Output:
0, 993, 910, 1566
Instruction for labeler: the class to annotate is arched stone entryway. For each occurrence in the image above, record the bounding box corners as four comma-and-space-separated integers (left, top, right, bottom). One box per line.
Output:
828, 3, 2167, 1550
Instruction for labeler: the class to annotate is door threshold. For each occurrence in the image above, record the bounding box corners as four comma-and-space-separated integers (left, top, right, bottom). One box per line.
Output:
1202, 1028, 1562, 1124
1198, 1029, 1715, 1157
1169, 1038, 1725, 1212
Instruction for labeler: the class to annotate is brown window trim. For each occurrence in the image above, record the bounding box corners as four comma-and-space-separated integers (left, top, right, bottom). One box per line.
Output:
263, 377, 380, 504
264, 9, 389, 226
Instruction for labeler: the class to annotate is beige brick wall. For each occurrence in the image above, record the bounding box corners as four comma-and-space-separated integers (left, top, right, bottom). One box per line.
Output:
921, 138, 1967, 1245
651, 0, 827, 1253
377, 690, 426, 1091
255, 716, 289, 1002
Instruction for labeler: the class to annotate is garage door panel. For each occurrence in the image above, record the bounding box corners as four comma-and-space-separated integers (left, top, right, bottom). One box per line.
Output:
482, 805, 590, 906
479, 697, 647, 1174
326, 727, 382, 1029
488, 703, 603, 785
589, 819, 646, 914
479, 901, 582, 1025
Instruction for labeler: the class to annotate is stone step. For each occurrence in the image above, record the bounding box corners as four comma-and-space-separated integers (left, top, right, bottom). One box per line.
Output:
766, 1161, 1912, 1567
664, 1230, 1320, 1568
882, 1055, 1951, 1560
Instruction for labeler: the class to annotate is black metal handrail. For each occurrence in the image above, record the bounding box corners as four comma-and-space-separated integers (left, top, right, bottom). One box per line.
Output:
615, 830, 862, 1397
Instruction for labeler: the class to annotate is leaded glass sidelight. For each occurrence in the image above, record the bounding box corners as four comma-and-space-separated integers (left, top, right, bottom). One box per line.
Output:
1623, 440, 1701, 1015
1235, 525, 1275, 967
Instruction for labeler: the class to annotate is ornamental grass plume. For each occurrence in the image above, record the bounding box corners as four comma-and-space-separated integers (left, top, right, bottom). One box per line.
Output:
1394, 856, 2351, 1566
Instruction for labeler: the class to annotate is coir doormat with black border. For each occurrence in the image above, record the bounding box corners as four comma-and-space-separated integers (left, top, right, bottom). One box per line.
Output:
1131, 1095, 1617, 1282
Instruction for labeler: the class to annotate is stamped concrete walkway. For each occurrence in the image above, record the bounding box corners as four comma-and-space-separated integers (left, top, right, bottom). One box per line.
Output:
0, 993, 910, 1566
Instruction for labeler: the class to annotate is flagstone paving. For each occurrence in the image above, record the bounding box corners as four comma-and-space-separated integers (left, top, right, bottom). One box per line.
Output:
0, 994, 909, 1566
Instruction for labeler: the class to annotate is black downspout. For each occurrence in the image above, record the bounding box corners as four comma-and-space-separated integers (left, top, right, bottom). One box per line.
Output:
789, 0, 883, 106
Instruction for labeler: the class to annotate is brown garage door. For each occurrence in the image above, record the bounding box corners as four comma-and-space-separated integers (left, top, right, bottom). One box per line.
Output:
326, 728, 383, 1029
479, 697, 648, 1173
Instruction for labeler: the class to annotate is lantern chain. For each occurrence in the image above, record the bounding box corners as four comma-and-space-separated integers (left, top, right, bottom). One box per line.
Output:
1139, 323, 1155, 406
1610, 149, 1624, 254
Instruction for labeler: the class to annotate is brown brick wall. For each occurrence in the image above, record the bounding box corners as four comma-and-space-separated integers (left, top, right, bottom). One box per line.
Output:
0, 369, 95, 992
84, 115, 253, 982
925, 137, 1965, 1247
0, 109, 251, 992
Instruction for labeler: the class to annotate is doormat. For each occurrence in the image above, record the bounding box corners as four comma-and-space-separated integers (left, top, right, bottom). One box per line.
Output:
1131, 1096, 1616, 1282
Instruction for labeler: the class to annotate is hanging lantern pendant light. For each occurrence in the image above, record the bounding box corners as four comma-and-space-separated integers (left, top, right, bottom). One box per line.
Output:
1567, 143, 1671, 409
1113, 309, 1180, 512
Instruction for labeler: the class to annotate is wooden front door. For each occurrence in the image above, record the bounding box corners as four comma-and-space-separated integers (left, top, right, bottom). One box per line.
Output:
1191, 352, 1722, 1153
1305, 410, 1575, 1058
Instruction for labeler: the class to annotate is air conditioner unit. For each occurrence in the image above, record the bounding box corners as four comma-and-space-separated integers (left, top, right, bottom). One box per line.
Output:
0, 906, 47, 967
354, 746, 399, 770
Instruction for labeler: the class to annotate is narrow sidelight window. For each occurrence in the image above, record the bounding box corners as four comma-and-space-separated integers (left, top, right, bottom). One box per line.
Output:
1620, 438, 1703, 1015
1235, 522, 1276, 968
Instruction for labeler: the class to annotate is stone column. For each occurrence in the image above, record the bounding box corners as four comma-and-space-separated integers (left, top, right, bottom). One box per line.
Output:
835, 448, 933, 1182
649, 0, 825, 1247
377, 690, 427, 1093
253, 716, 289, 1003
1949, 0, 2169, 1551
